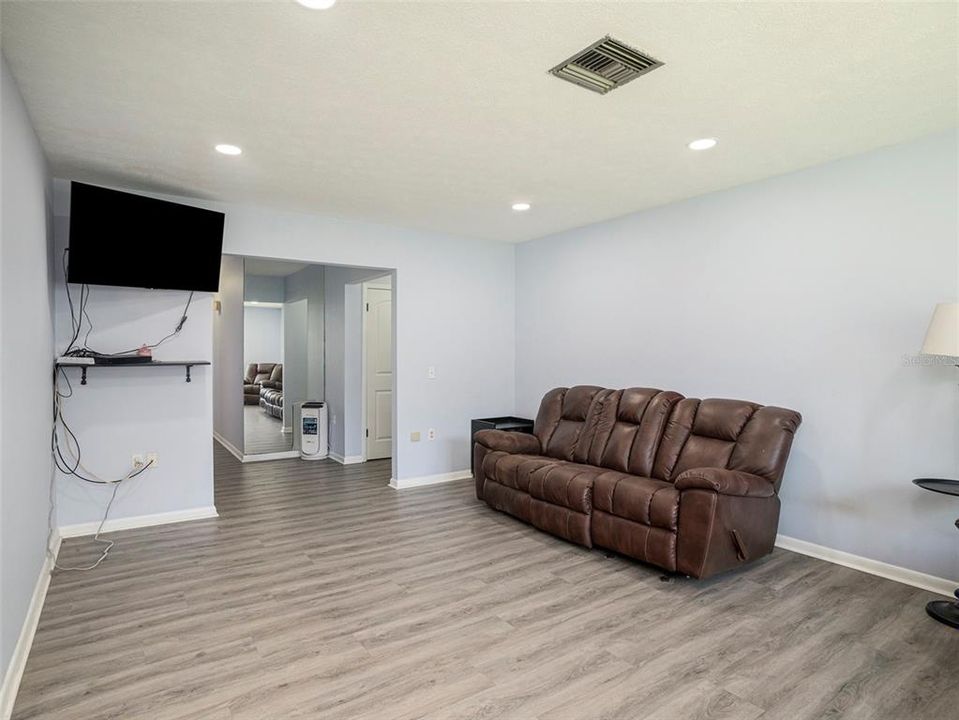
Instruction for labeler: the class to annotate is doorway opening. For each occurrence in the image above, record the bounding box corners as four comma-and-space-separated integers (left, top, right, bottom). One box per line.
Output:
212, 255, 396, 475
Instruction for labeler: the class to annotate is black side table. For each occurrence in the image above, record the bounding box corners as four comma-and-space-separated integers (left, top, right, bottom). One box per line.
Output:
470, 416, 534, 473
912, 478, 959, 629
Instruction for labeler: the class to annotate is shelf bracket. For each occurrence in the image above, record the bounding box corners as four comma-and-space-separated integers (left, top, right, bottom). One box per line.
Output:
185, 365, 192, 383
80, 366, 88, 386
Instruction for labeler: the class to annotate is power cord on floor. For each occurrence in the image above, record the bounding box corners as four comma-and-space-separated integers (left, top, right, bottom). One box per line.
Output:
48, 458, 155, 572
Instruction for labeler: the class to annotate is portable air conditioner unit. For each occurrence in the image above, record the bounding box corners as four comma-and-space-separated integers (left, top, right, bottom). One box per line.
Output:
299, 401, 328, 460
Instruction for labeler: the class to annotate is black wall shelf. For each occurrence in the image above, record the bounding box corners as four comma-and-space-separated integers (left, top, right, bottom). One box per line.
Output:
55, 361, 211, 385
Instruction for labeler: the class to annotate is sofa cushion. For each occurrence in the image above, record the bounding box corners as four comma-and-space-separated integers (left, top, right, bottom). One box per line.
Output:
250, 362, 278, 386
535, 386, 609, 462
593, 471, 679, 530
727, 406, 802, 487
651, 398, 802, 487
527, 462, 604, 514
260, 387, 283, 406
482, 451, 556, 493
591, 388, 684, 476
474, 429, 541, 455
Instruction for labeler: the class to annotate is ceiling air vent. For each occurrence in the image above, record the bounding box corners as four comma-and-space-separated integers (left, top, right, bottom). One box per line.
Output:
549, 36, 663, 95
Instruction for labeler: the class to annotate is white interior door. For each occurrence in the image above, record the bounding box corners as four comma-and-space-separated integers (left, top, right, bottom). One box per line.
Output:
365, 286, 392, 460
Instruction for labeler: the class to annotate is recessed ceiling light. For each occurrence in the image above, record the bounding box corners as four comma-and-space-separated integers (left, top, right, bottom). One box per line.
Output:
296, 0, 336, 8
688, 138, 718, 151
215, 144, 242, 156
512, 202, 531, 212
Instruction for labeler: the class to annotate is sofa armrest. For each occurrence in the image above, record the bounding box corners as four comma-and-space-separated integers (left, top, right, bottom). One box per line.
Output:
674, 468, 774, 498
473, 429, 541, 455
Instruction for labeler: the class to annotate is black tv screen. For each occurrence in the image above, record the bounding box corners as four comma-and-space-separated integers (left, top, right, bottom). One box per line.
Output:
67, 182, 225, 292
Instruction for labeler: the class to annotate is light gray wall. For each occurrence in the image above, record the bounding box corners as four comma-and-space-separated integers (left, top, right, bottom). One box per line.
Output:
324, 266, 392, 459
51, 206, 216, 526
243, 306, 282, 368
43, 182, 515, 484
244, 274, 284, 303
515, 131, 959, 581
0, 57, 55, 690
284, 265, 325, 403
221, 206, 515, 481
48, 178, 216, 527
212, 255, 244, 453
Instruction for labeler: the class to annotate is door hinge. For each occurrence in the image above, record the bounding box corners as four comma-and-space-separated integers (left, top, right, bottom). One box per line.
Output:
366, 303, 369, 311
366, 428, 369, 437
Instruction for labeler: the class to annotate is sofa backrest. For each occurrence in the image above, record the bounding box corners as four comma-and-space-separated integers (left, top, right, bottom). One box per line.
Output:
652, 398, 802, 489
250, 362, 278, 385
534, 386, 608, 461
590, 388, 684, 477
534, 387, 801, 490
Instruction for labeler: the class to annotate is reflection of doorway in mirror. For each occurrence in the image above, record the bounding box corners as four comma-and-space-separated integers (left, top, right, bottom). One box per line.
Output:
242, 300, 292, 456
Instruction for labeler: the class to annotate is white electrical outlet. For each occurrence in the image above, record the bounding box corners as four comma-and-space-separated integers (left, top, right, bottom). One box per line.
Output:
146, 452, 159, 469
132, 454, 145, 470
427, 428, 436, 441
427, 366, 436, 379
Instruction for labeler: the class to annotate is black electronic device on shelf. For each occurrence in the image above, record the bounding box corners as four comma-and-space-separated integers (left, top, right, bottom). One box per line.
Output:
92, 354, 153, 365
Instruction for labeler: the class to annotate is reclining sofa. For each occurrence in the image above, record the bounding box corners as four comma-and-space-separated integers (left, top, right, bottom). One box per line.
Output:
473, 386, 801, 579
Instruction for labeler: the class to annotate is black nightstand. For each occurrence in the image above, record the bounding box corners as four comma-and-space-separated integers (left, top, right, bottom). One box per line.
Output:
470, 416, 534, 473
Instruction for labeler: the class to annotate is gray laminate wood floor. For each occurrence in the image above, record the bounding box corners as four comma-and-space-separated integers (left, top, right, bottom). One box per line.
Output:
243, 404, 292, 455
13, 443, 959, 719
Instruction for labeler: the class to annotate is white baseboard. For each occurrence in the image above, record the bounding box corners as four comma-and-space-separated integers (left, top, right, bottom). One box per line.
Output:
241, 450, 300, 463
58, 506, 219, 539
389, 469, 472, 490
212, 431, 243, 462
330, 452, 364, 465
1, 536, 60, 720
775, 534, 957, 598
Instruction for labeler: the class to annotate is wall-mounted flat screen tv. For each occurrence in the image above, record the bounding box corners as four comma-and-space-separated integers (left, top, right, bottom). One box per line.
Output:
67, 182, 225, 292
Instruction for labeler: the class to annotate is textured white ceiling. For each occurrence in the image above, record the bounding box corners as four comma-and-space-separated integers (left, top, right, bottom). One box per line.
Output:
2, 1, 956, 243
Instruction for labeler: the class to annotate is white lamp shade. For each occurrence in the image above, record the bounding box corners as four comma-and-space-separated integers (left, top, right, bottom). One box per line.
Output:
921, 302, 959, 357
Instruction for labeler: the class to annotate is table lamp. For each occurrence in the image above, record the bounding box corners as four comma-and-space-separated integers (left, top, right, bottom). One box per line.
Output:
921, 302, 959, 362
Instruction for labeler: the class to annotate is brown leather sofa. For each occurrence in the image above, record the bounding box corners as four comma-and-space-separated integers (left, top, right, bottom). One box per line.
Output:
244, 363, 282, 406
473, 386, 801, 579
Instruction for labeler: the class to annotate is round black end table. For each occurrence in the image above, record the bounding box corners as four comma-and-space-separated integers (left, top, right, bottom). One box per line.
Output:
912, 478, 959, 629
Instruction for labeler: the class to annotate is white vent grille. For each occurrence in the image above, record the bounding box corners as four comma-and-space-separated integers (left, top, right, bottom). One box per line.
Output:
550, 36, 663, 95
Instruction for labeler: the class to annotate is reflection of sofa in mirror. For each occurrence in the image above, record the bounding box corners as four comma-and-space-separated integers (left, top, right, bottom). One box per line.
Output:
244, 363, 282, 407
